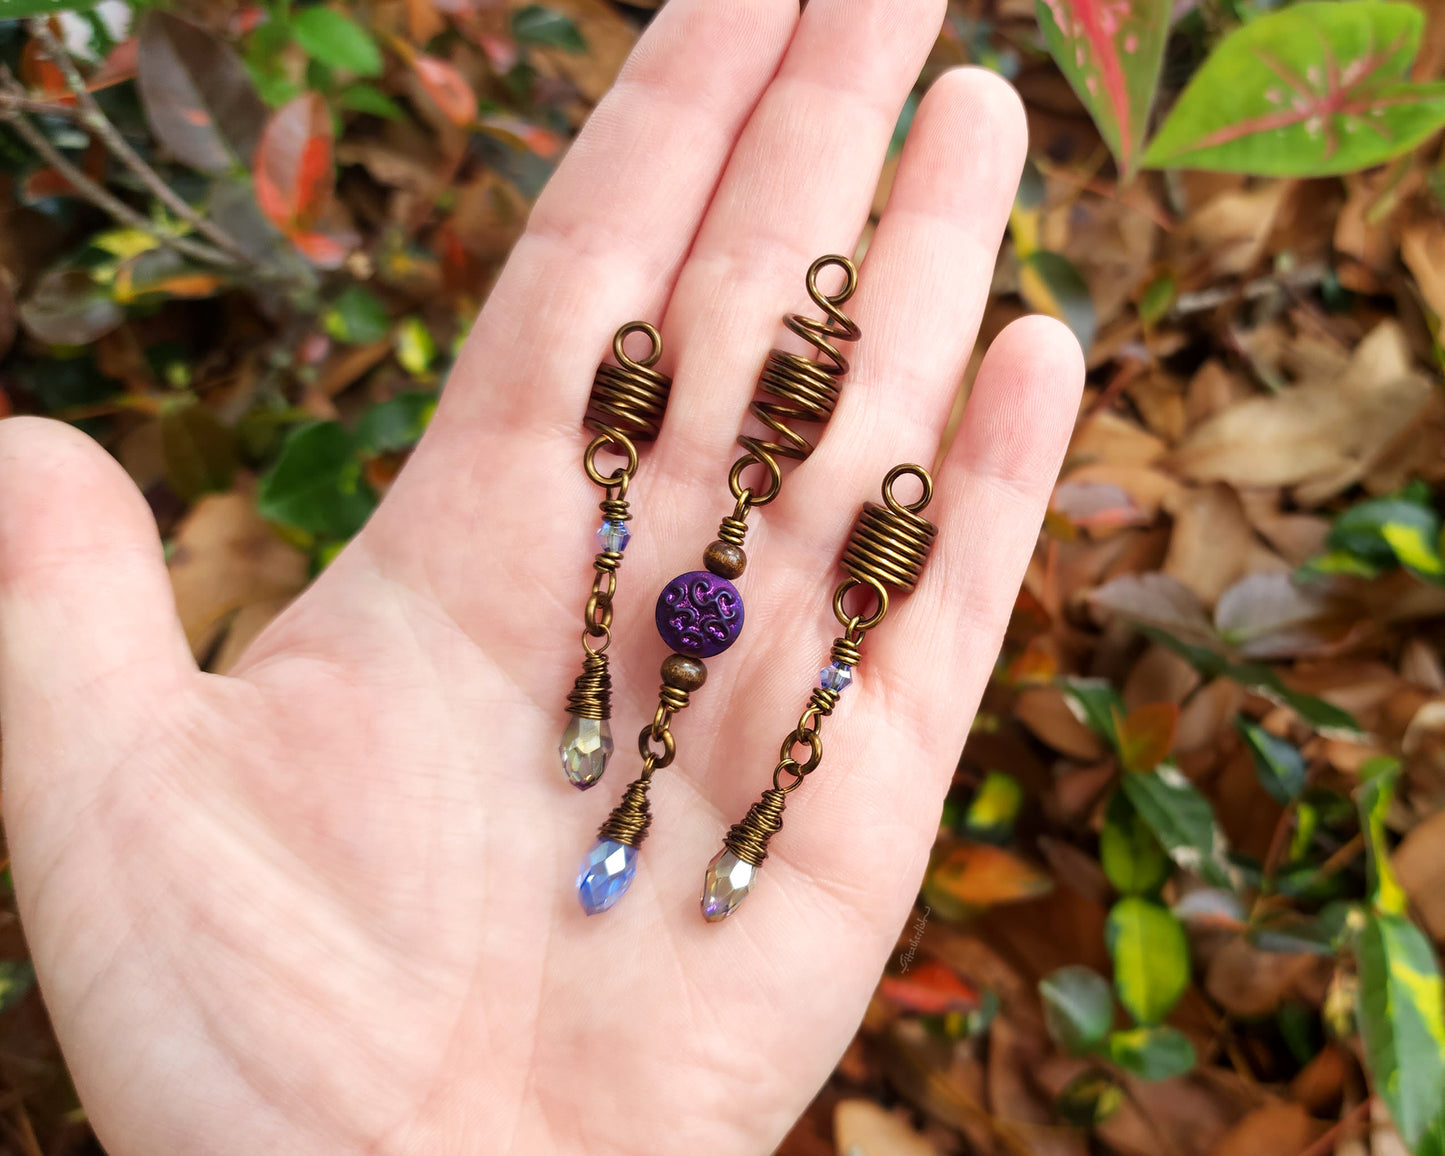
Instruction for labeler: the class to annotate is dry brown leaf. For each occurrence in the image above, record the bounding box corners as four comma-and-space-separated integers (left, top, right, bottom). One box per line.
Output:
1062, 463, 1182, 519
1014, 687, 1107, 759
832, 1099, 940, 1156
1214, 572, 1360, 660
1400, 638, 1445, 692
1163, 483, 1262, 606
1170, 322, 1435, 498
168, 492, 309, 658
1401, 215, 1445, 322
1176, 679, 1246, 754
1205, 936, 1322, 1018
211, 596, 292, 675
1127, 371, 1188, 443
1184, 181, 1291, 276
1393, 807, 1445, 941
1124, 644, 1202, 710
987, 1016, 1090, 1156
1206, 1102, 1325, 1156
1185, 360, 1253, 428
1071, 410, 1167, 468
1288, 1043, 1350, 1114
1238, 489, 1331, 567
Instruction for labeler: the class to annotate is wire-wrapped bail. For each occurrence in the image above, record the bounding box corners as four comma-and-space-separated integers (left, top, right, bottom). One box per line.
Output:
585, 321, 671, 447
728, 255, 860, 507
841, 464, 938, 594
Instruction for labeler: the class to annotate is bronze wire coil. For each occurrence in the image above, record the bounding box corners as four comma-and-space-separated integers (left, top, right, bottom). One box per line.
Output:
564, 322, 673, 737
714, 465, 938, 887
727, 255, 861, 508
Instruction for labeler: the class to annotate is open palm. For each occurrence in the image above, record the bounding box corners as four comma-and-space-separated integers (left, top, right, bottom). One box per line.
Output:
0, 1, 1082, 1153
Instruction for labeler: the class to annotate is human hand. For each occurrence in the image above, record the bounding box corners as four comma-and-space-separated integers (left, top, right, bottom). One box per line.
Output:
0, 0, 1082, 1152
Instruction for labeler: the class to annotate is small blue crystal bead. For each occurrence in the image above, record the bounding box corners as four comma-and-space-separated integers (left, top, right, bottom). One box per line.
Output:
596, 520, 632, 553
576, 838, 637, 915
819, 661, 854, 693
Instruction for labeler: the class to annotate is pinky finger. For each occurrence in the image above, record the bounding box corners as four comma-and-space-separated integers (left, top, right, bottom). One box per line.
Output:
871, 314, 1083, 809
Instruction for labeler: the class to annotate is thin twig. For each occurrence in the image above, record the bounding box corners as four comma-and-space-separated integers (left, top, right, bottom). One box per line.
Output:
0, 76, 235, 269
27, 20, 249, 266
1295, 1097, 1372, 1156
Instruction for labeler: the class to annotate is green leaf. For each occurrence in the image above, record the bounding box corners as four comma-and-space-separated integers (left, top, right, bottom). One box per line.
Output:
513, 5, 587, 52
1020, 250, 1096, 352
1121, 765, 1241, 890
1141, 626, 1362, 737
1107, 897, 1191, 1025
1059, 677, 1126, 749
1327, 496, 1445, 584
1034, 0, 1171, 179
0, 960, 35, 1014
1055, 1068, 1124, 1126
161, 400, 238, 502
1355, 911, 1445, 1150
963, 771, 1024, 843
356, 391, 437, 455
1357, 756, 1409, 916
1040, 965, 1115, 1054
1236, 717, 1307, 804
1101, 789, 1170, 896
1143, 2, 1445, 176
1105, 1025, 1197, 1079
290, 7, 384, 77
257, 422, 376, 539
395, 316, 436, 377
0, 0, 103, 15
337, 83, 405, 120
323, 285, 391, 344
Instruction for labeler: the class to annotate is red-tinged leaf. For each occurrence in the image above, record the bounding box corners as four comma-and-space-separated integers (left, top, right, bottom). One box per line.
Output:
254, 94, 335, 233
478, 113, 564, 158
1050, 480, 1150, 534
879, 960, 981, 1016
89, 38, 138, 91
414, 55, 478, 127
20, 35, 69, 100
479, 33, 520, 73
137, 12, 268, 175
1004, 637, 1060, 687
287, 228, 357, 269
1114, 701, 1179, 773
1035, 0, 1171, 179
1144, 2, 1445, 175
929, 843, 1054, 907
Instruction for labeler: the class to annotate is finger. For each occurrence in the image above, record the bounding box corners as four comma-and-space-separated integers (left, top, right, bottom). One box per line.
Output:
648, 0, 947, 483
434, 0, 798, 438
0, 418, 194, 793
873, 315, 1084, 808
743, 316, 1080, 930
769, 67, 1029, 551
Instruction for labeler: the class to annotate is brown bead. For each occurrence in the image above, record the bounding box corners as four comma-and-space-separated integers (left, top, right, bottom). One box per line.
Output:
661, 653, 708, 692
703, 540, 747, 580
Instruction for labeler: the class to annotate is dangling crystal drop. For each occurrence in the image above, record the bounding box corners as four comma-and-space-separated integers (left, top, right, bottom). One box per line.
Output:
577, 838, 637, 914
700, 847, 758, 922
559, 716, 613, 790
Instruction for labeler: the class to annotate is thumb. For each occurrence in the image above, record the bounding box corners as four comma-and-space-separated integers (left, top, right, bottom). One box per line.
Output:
0, 417, 194, 792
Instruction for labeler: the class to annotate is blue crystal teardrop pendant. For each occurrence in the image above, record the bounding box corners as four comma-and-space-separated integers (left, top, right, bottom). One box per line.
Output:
577, 838, 638, 915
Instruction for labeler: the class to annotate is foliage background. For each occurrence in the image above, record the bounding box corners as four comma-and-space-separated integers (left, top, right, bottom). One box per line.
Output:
1, 0, 1445, 1153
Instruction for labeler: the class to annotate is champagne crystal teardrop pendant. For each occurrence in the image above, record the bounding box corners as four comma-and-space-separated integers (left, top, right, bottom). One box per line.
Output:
560, 322, 671, 789
701, 464, 937, 921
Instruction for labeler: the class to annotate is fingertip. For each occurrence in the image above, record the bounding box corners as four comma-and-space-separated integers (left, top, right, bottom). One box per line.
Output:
948, 314, 1084, 493
0, 416, 161, 598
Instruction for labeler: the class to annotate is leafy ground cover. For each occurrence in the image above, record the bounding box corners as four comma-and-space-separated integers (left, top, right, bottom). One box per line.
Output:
2, 1, 1445, 1153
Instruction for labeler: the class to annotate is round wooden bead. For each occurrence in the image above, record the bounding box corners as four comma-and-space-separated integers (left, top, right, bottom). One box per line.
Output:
703, 540, 747, 580
660, 654, 708, 691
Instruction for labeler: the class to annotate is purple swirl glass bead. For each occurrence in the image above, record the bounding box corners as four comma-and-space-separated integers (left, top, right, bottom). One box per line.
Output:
655, 570, 744, 658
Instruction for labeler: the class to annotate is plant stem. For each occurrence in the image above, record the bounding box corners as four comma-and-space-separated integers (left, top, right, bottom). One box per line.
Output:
1295, 1097, 1371, 1156
0, 74, 236, 269
27, 20, 251, 267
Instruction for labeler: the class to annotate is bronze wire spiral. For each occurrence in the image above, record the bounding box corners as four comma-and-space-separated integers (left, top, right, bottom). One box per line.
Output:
727, 255, 861, 509
593, 257, 862, 845
717, 465, 938, 880
564, 322, 673, 733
